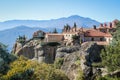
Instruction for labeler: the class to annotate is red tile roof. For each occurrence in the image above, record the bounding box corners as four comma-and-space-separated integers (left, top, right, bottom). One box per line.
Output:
84, 30, 112, 37
46, 33, 63, 36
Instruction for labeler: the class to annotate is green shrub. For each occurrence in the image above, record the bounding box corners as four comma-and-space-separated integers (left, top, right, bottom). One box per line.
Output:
2, 56, 69, 80
54, 58, 64, 69
76, 69, 84, 80
72, 35, 79, 40
2, 56, 35, 80
92, 62, 103, 68
0, 42, 17, 75
101, 44, 120, 71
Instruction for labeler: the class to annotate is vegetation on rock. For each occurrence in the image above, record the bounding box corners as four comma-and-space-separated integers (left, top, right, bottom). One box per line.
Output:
54, 58, 64, 69
76, 69, 84, 80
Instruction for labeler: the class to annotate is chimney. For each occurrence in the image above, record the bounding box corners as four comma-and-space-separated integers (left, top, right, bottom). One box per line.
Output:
104, 23, 107, 27
109, 22, 112, 28
100, 23, 103, 27
93, 25, 97, 29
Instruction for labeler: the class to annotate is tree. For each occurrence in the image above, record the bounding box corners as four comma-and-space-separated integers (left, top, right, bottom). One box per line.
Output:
72, 35, 79, 40
101, 44, 120, 71
52, 28, 58, 33
93, 25, 97, 29
2, 56, 35, 80
73, 22, 77, 31
62, 25, 67, 32
1, 56, 69, 80
111, 21, 120, 45
73, 22, 77, 28
0, 42, 17, 76
101, 21, 120, 72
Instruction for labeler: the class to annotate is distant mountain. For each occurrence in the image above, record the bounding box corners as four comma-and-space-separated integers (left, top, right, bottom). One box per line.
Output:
0, 15, 100, 30
0, 26, 58, 51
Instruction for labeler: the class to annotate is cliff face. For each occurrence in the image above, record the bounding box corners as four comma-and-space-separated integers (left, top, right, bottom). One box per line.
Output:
56, 42, 104, 80
12, 38, 105, 80
12, 39, 41, 59
12, 39, 57, 63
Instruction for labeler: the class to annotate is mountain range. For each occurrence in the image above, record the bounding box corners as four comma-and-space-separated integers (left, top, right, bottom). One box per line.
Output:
0, 15, 100, 30
0, 15, 100, 51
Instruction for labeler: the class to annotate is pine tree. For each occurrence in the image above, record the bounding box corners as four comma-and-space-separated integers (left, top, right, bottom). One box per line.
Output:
53, 28, 58, 33
73, 22, 77, 31
73, 22, 77, 28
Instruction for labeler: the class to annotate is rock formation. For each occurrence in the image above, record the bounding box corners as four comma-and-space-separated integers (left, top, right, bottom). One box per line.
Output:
12, 38, 58, 63
56, 42, 104, 80
12, 39, 41, 59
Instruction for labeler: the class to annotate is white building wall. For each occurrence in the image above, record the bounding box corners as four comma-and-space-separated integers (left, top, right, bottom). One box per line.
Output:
105, 37, 113, 43
63, 34, 75, 41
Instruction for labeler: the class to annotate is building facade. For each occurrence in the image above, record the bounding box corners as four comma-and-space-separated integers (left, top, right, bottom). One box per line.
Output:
33, 20, 118, 45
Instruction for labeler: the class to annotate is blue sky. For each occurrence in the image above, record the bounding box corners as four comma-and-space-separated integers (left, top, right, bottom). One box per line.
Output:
0, 0, 120, 22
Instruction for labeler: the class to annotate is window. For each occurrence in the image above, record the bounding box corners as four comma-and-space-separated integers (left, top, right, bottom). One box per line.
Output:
100, 38, 103, 41
91, 37, 94, 41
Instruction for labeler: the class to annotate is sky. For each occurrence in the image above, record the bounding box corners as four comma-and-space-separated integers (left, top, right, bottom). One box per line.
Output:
0, 0, 120, 22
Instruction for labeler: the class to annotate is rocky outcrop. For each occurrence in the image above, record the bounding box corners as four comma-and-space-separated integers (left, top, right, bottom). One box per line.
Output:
56, 46, 80, 58
12, 38, 58, 63
12, 42, 22, 54
12, 39, 41, 59
79, 42, 104, 80
56, 42, 104, 80
12, 37, 105, 80
56, 46, 80, 80
61, 52, 80, 80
